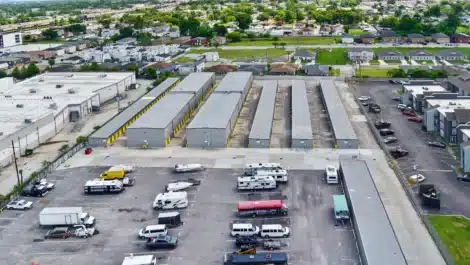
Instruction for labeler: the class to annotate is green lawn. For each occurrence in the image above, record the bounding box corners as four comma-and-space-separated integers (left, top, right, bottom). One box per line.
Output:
173, 56, 195, 64
429, 215, 470, 265
189, 48, 289, 59
228, 36, 338, 46
370, 60, 380, 65
348, 28, 364, 35
311, 48, 349, 65
457, 26, 470, 34
417, 60, 434, 65
356, 68, 391, 77
448, 60, 468, 65
384, 60, 403, 64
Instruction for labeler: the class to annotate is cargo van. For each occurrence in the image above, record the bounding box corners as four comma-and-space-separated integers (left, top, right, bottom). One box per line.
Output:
259, 224, 290, 238
139, 224, 168, 239
100, 169, 125, 180
230, 223, 259, 237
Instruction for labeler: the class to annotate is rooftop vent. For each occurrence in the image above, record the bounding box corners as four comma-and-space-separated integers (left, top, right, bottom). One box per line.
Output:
449, 102, 457, 105
16, 104, 24, 108
0, 132, 3, 136
4, 95, 12, 98
24, 118, 32, 124
99, 74, 107, 78
29, 88, 37, 93
49, 103, 57, 109
39, 78, 44, 82
56, 84, 63, 88
68, 88, 76, 94
68, 74, 74, 77
43, 96, 52, 99
423, 87, 428, 90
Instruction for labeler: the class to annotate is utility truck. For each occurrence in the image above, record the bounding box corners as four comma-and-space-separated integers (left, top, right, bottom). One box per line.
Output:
39, 207, 96, 227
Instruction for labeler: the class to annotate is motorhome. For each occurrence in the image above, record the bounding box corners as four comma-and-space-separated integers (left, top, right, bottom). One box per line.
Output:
325, 165, 339, 184
153, 191, 188, 210
84, 180, 124, 194
244, 163, 283, 176
253, 169, 288, 183
237, 176, 277, 191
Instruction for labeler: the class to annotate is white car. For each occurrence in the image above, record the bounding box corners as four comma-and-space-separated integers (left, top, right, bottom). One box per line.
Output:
174, 164, 204, 173
109, 165, 135, 173
34, 178, 55, 190
6, 199, 33, 210
166, 179, 201, 191
408, 174, 426, 184
358, 96, 370, 101
73, 225, 97, 238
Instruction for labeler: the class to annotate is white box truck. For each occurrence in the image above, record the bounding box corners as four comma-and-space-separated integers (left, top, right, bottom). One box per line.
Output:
39, 207, 96, 227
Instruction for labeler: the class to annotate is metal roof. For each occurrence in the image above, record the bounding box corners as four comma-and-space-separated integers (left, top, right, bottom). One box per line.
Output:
340, 159, 407, 265
213, 72, 252, 94
187, 93, 241, 129
146, 77, 179, 98
128, 93, 194, 129
249, 81, 278, 140
291, 80, 313, 140
320, 80, 357, 141
170, 72, 214, 93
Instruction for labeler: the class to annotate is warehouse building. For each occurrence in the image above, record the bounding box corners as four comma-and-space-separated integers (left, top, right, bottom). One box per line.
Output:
171, 72, 215, 101
88, 78, 178, 147
320, 80, 358, 149
212, 72, 253, 98
127, 93, 195, 148
249, 81, 278, 148
291, 80, 313, 148
186, 93, 243, 148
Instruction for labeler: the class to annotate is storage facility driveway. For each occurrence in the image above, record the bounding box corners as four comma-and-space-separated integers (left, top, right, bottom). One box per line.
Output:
0, 167, 359, 265
354, 81, 470, 217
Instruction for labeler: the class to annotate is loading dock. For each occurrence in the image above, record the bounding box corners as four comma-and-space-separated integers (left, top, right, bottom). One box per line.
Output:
248, 81, 278, 148
291, 80, 313, 148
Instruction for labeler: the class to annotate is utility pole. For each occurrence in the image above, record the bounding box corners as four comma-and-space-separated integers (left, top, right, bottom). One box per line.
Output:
11, 140, 20, 187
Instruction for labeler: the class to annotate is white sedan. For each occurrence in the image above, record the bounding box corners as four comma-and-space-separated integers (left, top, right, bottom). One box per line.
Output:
358, 96, 371, 102
174, 164, 204, 173
6, 199, 33, 210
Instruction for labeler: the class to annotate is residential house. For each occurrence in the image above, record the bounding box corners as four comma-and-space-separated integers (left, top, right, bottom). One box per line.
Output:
269, 63, 298, 75
301, 64, 329, 76
448, 75, 470, 96
432, 33, 450, 44
146, 62, 178, 74
401, 84, 447, 112
61, 56, 84, 64
360, 34, 376, 44
341, 34, 354, 44
452, 33, 470, 44
0, 57, 23, 69
292, 49, 316, 62
435, 50, 466, 61
210, 64, 237, 74
347, 48, 374, 62
178, 57, 205, 74
380, 30, 402, 43
76, 40, 89, 50
204, 52, 219, 62
47, 46, 66, 57
377, 50, 405, 61
237, 64, 268, 75
299, 28, 313, 36
408, 33, 425, 43
62, 43, 77, 54
154, 54, 172, 62
168, 28, 180, 38
406, 50, 435, 61
190, 37, 208, 46
213, 36, 227, 46
115, 37, 137, 45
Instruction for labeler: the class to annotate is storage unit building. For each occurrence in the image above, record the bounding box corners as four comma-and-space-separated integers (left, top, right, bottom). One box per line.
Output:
249, 81, 278, 148
320, 80, 358, 149
88, 78, 178, 147
340, 159, 407, 265
171, 72, 215, 102
186, 93, 243, 148
213, 72, 253, 98
127, 93, 195, 148
291, 80, 313, 148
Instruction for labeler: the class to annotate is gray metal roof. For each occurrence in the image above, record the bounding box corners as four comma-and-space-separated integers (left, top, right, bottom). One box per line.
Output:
171, 72, 214, 93
128, 93, 194, 129
340, 159, 407, 265
89, 98, 154, 139
146, 78, 179, 98
291, 80, 313, 140
320, 80, 358, 141
213, 72, 253, 94
249, 81, 278, 140
187, 93, 241, 129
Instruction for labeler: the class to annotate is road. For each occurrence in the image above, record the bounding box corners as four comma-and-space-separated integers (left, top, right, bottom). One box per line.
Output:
194, 43, 470, 50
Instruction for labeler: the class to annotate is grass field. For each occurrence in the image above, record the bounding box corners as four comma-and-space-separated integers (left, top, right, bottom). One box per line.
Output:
370, 60, 380, 65
429, 215, 470, 265
356, 67, 391, 77
228, 36, 338, 46
189, 48, 289, 59
417, 60, 435, 65
348, 29, 364, 35
448, 60, 468, 65
311, 48, 349, 65
384, 60, 403, 64
173, 56, 195, 64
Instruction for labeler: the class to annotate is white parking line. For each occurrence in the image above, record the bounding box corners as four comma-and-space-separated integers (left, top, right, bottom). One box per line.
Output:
124, 250, 174, 255
0, 217, 18, 220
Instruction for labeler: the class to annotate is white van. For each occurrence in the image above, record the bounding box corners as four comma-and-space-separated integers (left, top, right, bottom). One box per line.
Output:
138, 224, 168, 239
325, 165, 339, 184
237, 176, 277, 191
230, 223, 260, 237
254, 169, 288, 183
153, 191, 188, 210
259, 224, 290, 238
244, 163, 283, 176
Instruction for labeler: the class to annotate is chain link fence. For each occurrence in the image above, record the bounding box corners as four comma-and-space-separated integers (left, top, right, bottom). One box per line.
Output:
349, 80, 454, 265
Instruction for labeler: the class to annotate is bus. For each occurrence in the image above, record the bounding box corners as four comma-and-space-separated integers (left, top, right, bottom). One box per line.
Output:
333, 195, 350, 225
237, 200, 288, 217
244, 163, 283, 176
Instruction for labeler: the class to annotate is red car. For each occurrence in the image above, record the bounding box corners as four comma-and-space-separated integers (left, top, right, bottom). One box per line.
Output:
408, 116, 423, 123
402, 110, 417, 117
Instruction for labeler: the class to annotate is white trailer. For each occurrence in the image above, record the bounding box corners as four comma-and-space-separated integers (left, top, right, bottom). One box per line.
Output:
253, 169, 288, 183
237, 176, 277, 191
39, 207, 96, 227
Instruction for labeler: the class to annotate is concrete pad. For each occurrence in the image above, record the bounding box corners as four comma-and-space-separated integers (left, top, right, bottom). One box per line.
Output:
432, 60, 439, 66
401, 60, 409, 65
442, 60, 452, 66
378, 60, 388, 65
410, 60, 419, 66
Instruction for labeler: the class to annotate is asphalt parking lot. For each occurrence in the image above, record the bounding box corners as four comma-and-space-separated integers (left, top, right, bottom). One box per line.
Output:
0, 167, 359, 265
354, 81, 470, 217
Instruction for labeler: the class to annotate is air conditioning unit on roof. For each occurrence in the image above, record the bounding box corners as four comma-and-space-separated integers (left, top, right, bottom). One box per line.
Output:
29, 89, 37, 93
24, 118, 32, 124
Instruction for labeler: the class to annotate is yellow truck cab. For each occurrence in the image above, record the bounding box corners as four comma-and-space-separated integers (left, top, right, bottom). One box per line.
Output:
100, 169, 125, 180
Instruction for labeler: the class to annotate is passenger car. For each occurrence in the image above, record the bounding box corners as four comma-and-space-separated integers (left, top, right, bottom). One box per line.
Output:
44, 227, 73, 239
358, 96, 370, 101
235, 236, 262, 247
408, 174, 426, 184
6, 199, 33, 210
174, 164, 204, 173
374, 120, 391, 129
379, 129, 395, 136
402, 110, 417, 117
33, 178, 55, 190
408, 116, 423, 123
145, 235, 178, 249
165, 179, 201, 191
383, 137, 398, 144
389, 148, 409, 159
428, 142, 446, 148
392, 96, 401, 101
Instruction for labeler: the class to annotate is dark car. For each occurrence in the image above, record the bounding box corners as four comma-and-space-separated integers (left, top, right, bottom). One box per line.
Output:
369, 103, 381, 113
390, 148, 409, 159
44, 227, 72, 239
379, 129, 395, 136
457, 174, 470, 182
383, 137, 398, 144
428, 142, 446, 148
389, 80, 399, 84
20, 183, 48, 197
146, 235, 178, 249
375, 120, 391, 129
235, 236, 262, 247
392, 96, 401, 102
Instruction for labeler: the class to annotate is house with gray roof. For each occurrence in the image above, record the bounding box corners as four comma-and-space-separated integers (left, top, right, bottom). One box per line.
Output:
381, 30, 402, 43
432, 33, 450, 44
341, 34, 354, 44
347, 48, 374, 62
237, 64, 268, 75
292, 49, 316, 61
448, 75, 470, 96
377, 50, 405, 60
408, 33, 425, 43
301, 64, 329, 76
435, 50, 466, 61
406, 50, 435, 61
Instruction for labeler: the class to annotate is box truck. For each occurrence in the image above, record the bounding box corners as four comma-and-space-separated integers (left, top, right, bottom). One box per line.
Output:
39, 207, 96, 227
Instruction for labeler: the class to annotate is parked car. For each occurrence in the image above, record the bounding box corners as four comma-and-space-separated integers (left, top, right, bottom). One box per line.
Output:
33, 178, 55, 190
20, 183, 48, 197
44, 227, 73, 239
383, 137, 398, 144
375, 120, 391, 129
428, 142, 446, 148
379, 129, 395, 136
145, 235, 178, 249
369, 103, 381, 113
392, 96, 401, 102
389, 80, 400, 84
166, 179, 201, 191
6, 199, 33, 210
397, 104, 408, 110
390, 148, 409, 159
408, 174, 426, 184
402, 110, 417, 117
408, 116, 423, 123
457, 174, 470, 182
358, 96, 370, 102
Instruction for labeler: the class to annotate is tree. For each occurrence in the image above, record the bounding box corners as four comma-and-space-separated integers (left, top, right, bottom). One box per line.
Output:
257, 13, 270, 21
65, 24, 86, 35
137, 33, 152, 46
146, 67, 158, 79
196, 25, 214, 39
180, 18, 200, 36
127, 65, 139, 77
26, 63, 40, 78
11, 67, 21, 79
387, 68, 407, 78
235, 13, 252, 30
0, 71, 6, 79
48, 59, 55, 67
119, 27, 134, 38
41, 29, 58, 40
227, 32, 242, 42
214, 24, 228, 36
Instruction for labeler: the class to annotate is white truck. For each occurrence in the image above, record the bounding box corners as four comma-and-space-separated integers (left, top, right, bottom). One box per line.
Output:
39, 207, 96, 227
122, 254, 156, 265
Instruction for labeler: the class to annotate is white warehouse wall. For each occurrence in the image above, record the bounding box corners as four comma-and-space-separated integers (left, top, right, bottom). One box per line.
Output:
1, 32, 22, 48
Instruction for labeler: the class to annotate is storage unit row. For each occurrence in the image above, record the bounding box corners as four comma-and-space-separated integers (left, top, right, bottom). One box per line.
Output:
291, 80, 313, 148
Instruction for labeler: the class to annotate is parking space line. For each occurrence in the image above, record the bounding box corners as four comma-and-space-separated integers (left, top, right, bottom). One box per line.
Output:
0, 217, 18, 220
124, 250, 174, 255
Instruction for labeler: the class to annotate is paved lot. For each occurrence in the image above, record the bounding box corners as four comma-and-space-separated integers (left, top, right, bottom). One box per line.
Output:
271, 82, 291, 148
0, 167, 359, 265
354, 81, 470, 217
307, 81, 334, 148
